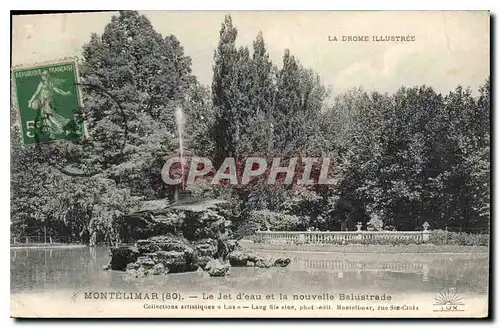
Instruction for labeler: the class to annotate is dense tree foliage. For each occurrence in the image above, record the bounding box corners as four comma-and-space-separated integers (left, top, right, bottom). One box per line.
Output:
12, 11, 199, 243
11, 12, 490, 244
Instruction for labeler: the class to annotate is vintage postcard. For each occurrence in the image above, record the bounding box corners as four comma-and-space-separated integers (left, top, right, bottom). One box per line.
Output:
10, 11, 490, 318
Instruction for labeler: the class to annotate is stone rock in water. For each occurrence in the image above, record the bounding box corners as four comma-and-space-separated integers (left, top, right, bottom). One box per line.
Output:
150, 263, 167, 275
125, 266, 147, 279
136, 234, 195, 254
107, 231, 239, 276
274, 258, 291, 267
228, 250, 264, 266
143, 253, 159, 263
109, 246, 140, 270
136, 256, 156, 269
125, 261, 168, 277
107, 234, 201, 274
205, 259, 230, 277
156, 250, 190, 273
227, 250, 290, 268
247, 252, 264, 263
135, 267, 146, 278
197, 256, 214, 269
193, 238, 218, 257
138, 234, 199, 272
203, 260, 214, 272
126, 262, 140, 271
255, 257, 274, 268
228, 250, 250, 266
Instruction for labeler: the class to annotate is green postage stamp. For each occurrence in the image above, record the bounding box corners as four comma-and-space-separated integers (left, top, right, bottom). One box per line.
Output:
12, 60, 85, 145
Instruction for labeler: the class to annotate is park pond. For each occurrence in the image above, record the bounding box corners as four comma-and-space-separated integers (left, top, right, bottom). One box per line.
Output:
11, 246, 489, 297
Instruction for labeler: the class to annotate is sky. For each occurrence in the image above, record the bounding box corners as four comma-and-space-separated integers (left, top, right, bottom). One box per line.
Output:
12, 11, 490, 96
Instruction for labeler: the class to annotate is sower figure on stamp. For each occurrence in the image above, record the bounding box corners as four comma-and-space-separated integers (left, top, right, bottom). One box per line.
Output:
28, 70, 71, 137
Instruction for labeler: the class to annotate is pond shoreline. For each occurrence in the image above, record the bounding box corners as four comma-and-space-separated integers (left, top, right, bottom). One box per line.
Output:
10, 242, 489, 254
10, 244, 87, 250
241, 242, 489, 254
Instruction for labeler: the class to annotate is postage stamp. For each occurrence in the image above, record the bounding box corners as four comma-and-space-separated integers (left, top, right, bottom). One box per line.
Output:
11, 60, 85, 145
10, 11, 490, 319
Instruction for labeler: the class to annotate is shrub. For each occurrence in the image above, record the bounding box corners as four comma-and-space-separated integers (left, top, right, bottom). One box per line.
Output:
367, 217, 384, 231
429, 230, 489, 246
248, 210, 301, 231
248, 234, 265, 244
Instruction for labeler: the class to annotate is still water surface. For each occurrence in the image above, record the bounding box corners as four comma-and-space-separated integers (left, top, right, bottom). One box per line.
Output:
11, 247, 488, 297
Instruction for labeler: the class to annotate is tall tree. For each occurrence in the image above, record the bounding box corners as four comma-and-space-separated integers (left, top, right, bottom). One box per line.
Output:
79, 10, 196, 198
11, 11, 200, 244
250, 32, 275, 117
211, 15, 240, 159
274, 49, 301, 154
274, 49, 327, 155
242, 32, 277, 155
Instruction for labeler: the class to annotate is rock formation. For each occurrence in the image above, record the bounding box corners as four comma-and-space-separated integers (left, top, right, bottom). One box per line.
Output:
105, 198, 290, 277
204, 259, 231, 277
228, 250, 291, 268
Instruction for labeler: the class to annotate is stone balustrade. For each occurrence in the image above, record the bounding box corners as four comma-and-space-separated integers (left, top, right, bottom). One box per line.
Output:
254, 229, 430, 244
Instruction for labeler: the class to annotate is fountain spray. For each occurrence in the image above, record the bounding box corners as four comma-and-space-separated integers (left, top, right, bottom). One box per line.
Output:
175, 106, 186, 191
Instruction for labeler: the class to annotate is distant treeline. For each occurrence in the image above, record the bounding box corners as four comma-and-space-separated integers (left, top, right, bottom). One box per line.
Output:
11, 11, 490, 244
